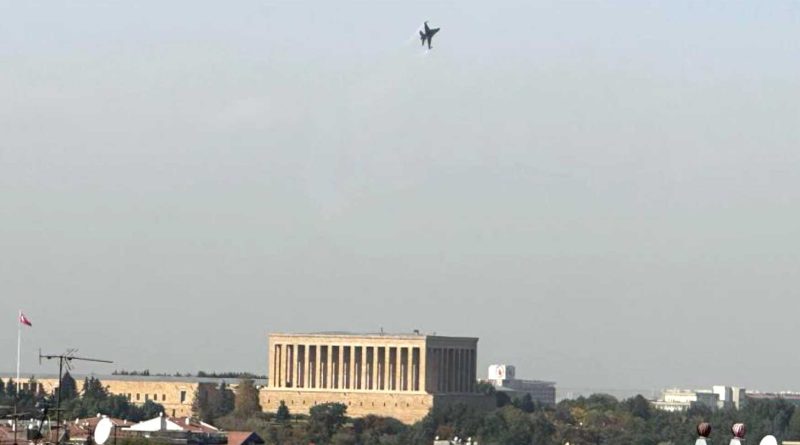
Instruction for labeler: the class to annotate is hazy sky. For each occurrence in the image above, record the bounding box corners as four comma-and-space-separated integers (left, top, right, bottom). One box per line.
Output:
2, 1, 799, 396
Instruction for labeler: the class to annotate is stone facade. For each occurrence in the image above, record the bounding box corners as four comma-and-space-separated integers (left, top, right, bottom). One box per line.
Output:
5, 375, 265, 418
260, 332, 489, 424
30, 377, 201, 417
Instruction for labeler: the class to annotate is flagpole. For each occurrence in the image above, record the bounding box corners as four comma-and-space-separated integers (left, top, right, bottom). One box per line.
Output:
16, 309, 21, 393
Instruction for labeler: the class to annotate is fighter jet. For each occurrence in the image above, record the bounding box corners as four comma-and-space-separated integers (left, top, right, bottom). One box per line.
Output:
419, 21, 440, 49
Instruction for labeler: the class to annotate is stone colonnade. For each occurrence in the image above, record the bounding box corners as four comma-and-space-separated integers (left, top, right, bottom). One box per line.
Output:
425, 347, 477, 393
270, 341, 476, 393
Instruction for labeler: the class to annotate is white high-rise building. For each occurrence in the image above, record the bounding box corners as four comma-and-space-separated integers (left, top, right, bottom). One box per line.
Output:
484, 364, 555, 406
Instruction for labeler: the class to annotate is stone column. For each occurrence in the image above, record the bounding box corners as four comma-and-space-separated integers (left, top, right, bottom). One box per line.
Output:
412, 347, 419, 391
433, 349, 438, 392
470, 348, 476, 392
348, 346, 356, 390
371, 347, 379, 391
463, 349, 469, 392
454, 349, 460, 392
294, 344, 299, 389
358, 346, 367, 389
314, 345, 322, 389
271, 344, 277, 388
399, 347, 405, 391
386, 346, 397, 391
437, 348, 443, 392
337, 345, 344, 390
455, 348, 460, 392
439, 348, 446, 392
325, 345, 333, 389
457, 349, 463, 392
286, 344, 293, 388
276, 344, 283, 388
285, 344, 291, 388
461, 349, 469, 392
394, 347, 400, 391
420, 346, 427, 392
404, 347, 411, 391
383, 347, 390, 391
301, 344, 308, 388
456, 348, 466, 392
448, 348, 454, 393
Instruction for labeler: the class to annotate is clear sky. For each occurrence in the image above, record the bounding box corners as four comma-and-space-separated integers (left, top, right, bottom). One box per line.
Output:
2, 1, 799, 395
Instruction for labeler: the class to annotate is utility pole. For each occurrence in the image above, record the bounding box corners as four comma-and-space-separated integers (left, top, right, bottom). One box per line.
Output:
39, 349, 113, 444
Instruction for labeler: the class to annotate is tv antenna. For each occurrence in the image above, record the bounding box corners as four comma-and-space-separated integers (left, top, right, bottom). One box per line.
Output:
1, 405, 29, 445
39, 348, 113, 444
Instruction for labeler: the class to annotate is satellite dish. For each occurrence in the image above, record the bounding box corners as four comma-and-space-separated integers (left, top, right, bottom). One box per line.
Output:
94, 418, 113, 445
760, 436, 778, 445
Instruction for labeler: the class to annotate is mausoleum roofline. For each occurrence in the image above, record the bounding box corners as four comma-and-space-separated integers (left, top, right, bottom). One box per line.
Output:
269, 331, 478, 342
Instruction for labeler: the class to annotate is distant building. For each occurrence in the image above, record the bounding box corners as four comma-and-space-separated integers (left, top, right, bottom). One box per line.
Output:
746, 391, 800, 406
653, 389, 697, 412
261, 332, 493, 424
0, 373, 266, 418
482, 364, 556, 406
713, 385, 747, 409
653, 386, 746, 412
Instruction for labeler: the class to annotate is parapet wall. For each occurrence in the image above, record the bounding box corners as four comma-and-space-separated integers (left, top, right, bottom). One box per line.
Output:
261, 389, 435, 424
260, 389, 494, 424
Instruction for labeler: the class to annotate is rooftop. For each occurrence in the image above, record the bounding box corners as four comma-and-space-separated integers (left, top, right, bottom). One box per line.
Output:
271, 331, 478, 341
0, 373, 267, 386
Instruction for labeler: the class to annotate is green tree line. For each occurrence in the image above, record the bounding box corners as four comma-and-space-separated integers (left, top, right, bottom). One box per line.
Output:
194, 391, 800, 445
0, 373, 165, 422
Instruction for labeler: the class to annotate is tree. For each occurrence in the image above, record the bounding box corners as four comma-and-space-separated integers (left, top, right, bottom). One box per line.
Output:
276, 401, 291, 422
495, 391, 511, 408
687, 402, 713, 420
475, 382, 496, 396
24, 377, 39, 397
787, 408, 800, 440
83, 377, 108, 399
308, 403, 348, 444
515, 393, 536, 413
192, 384, 213, 422
59, 371, 79, 401
625, 395, 652, 420
193, 382, 235, 422
58, 377, 165, 422
5, 378, 16, 398
139, 399, 165, 419
585, 393, 619, 411
233, 378, 261, 418
215, 382, 235, 418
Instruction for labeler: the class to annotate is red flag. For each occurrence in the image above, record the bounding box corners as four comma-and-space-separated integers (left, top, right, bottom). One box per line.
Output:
19, 312, 32, 327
